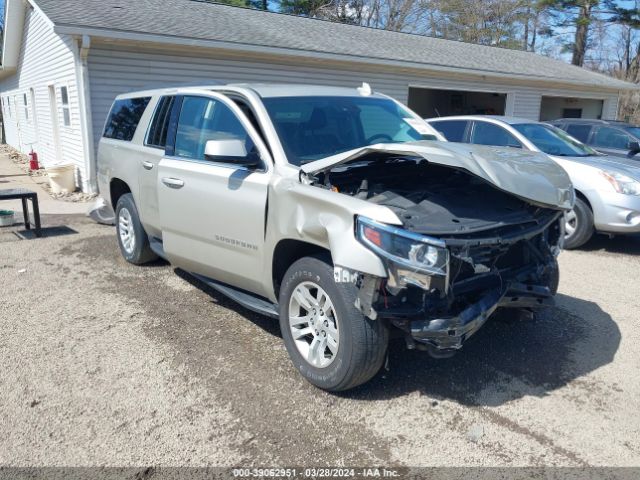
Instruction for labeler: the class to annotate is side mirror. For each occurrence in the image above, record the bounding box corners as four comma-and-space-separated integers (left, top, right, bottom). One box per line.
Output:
204, 139, 260, 168
628, 141, 640, 157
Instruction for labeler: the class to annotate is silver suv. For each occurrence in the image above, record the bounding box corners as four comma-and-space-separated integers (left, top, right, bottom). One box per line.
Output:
97, 84, 573, 391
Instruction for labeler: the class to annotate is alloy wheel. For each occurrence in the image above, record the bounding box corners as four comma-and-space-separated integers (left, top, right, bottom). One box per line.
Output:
118, 207, 136, 255
565, 209, 578, 239
288, 281, 339, 368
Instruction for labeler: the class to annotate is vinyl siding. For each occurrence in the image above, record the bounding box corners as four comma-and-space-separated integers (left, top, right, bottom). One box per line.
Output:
0, 7, 86, 188
603, 96, 619, 120
88, 43, 622, 150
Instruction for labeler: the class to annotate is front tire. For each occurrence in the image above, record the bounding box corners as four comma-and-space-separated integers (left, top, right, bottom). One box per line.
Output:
115, 193, 157, 265
279, 255, 388, 391
564, 197, 594, 250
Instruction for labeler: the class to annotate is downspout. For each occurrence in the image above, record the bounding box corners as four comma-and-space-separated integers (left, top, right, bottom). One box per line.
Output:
74, 34, 97, 193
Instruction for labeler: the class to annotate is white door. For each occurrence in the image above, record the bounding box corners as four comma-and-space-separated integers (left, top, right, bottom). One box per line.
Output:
48, 85, 61, 162
157, 93, 273, 296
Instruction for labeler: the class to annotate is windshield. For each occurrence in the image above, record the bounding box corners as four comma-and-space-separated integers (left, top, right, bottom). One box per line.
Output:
263, 96, 437, 165
512, 123, 598, 157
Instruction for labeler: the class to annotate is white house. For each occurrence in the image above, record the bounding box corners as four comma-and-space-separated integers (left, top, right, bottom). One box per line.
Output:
0, 0, 635, 193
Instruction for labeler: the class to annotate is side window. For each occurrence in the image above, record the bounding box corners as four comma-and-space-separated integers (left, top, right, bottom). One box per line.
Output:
565, 124, 592, 143
174, 96, 256, 162
592, 127, 632, 150
430, 120, 469, 142
23, 94, 29, 122
146, 96, 175, 149
103, 97, 152, 141
60, 86, 71, 127
470, 121, 521, 148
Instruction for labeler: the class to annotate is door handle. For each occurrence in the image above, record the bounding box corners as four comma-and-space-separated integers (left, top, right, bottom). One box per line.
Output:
142, 161, 154, 170
161, 177, 185, 189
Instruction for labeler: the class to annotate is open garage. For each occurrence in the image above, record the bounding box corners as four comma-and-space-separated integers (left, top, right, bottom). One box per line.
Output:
408, 87, 507, 118
540, 95, 605, 121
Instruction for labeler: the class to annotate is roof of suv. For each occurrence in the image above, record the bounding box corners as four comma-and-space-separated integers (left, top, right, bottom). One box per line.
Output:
115, 83, 389, 100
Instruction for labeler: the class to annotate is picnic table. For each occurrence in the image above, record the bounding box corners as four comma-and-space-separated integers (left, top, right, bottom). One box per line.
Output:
0, 188, 41, 237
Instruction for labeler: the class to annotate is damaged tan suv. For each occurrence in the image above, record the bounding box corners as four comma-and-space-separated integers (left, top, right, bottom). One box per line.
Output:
97, 84, 574, 391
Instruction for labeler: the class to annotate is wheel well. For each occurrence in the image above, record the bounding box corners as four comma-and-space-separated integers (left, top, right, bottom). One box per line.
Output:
272, 239, 332, 298
574, 189, 593, 211
110, 178, 131, 210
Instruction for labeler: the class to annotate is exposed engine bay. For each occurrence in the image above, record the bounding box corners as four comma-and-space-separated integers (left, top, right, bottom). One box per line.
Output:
311, 155, 564, 355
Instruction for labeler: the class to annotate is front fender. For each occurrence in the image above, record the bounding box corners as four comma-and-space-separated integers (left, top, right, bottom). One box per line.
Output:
263, 178, 402, 295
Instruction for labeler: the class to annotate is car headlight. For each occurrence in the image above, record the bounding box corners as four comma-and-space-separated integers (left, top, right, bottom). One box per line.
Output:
600, 170, 640, 196
356, 216, 449, 277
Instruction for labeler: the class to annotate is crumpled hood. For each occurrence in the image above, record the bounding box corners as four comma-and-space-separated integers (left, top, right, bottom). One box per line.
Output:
552, 153, 640, 180
301, 141, 574, 210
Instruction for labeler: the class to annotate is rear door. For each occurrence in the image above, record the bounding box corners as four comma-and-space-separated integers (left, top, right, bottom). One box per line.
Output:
138, 95, 175, 237
157, 92, 272, 296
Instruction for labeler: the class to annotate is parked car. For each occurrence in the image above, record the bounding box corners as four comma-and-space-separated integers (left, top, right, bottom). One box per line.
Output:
98, 85, 572, 391
551, 118, 640, 158
426, 116, 640, 249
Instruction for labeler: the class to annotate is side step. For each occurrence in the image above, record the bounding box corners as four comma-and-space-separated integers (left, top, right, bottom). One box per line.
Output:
190, 273, 279, 319
149, 237, 167, 260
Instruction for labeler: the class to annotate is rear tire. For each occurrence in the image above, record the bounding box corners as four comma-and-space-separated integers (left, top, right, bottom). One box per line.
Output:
115, 193, 157, 265
564, 197, 594, 250
279, 255, 388, 391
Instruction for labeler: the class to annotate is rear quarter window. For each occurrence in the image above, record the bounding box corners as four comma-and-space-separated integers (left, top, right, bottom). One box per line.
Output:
146, 96, 175, 149
103, 97, 151, 141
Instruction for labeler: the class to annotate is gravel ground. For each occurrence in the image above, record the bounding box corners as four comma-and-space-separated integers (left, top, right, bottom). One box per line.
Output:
0, 214, 639, 470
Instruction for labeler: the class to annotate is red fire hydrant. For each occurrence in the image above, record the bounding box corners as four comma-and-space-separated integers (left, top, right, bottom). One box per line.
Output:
28, 151, 40, 171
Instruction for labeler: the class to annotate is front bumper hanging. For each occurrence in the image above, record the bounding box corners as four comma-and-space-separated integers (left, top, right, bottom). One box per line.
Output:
408, 281, 554, 351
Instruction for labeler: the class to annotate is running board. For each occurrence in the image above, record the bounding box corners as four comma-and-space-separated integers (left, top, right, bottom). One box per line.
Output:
149, 237, 167, 260
190, 273, 279, 319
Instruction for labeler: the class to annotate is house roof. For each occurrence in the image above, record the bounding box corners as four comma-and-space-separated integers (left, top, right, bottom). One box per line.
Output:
3, 0, 637, 91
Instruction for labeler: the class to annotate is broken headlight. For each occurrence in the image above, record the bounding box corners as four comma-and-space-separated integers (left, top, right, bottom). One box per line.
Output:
356, 216, 449, 280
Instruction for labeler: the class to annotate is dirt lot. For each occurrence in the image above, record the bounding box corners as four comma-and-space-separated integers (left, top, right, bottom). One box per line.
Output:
1, 212, 639, 469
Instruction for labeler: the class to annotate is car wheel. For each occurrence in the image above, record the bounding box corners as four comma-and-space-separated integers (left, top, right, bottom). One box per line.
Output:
279, 255, 389, 392
563, 197, 594, 250
115, 193, 157, 265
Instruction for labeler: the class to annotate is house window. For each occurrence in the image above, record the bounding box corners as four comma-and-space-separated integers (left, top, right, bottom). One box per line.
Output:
23, 94, 29, 121
60, 86, 71, 126
562, 108, 582, 119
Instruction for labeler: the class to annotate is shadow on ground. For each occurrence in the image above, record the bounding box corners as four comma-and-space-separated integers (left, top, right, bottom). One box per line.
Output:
175, 268, 281, 337
344, 294, 619, 405
580, 232, 640, 255
172, 265, 619, 407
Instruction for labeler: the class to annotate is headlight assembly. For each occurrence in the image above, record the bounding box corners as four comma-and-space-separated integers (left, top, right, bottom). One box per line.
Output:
356, 216, 449, 279
600, 170, 640, 196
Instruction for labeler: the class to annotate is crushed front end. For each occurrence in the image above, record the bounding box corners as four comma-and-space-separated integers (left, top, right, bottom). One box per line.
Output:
319, 155, 568, 357
349, 212, 563, 356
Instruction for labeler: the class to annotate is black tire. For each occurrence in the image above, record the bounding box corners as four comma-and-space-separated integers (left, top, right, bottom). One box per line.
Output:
564, 197, 594, 250
115, 193, 157, 265
279, 255, 389, 392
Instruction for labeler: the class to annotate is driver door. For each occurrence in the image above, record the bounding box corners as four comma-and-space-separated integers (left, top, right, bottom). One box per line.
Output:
157, 93, 272, 296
